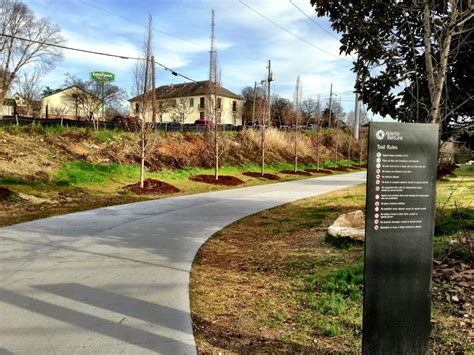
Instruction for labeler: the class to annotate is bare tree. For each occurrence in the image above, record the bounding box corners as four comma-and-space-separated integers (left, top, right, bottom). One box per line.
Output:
49, 104, 67, 125
173, 97, 193, 130
346, 108, 369, 127
132, 15, 157, 189
0, 0, 64, 117
14, 69, 42, 116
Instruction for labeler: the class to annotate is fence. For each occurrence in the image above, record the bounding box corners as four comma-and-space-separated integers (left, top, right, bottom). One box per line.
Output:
0, 116, 243, 133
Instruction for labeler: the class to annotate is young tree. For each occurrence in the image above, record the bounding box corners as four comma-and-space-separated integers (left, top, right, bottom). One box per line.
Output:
0, 0, 64, 117
173, 97, 193, 130
132, 15, 157, 189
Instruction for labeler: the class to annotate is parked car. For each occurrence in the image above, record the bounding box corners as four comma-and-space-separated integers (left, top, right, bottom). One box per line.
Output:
194, 119, 212, 126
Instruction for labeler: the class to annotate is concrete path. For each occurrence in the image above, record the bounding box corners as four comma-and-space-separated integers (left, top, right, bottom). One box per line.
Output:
0, 172, 365, 354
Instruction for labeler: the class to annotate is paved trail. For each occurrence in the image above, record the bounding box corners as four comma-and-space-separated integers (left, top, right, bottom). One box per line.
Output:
0, 172, 365, 354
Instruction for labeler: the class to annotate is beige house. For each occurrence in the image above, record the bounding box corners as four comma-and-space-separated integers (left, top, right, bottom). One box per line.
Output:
129, 80, 243, 125
41, 85, 103, 120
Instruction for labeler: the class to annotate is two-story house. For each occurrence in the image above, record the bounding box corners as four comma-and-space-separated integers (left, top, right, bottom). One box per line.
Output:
129, 80, 243, 125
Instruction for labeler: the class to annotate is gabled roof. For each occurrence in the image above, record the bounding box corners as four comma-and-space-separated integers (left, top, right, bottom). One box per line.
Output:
41, 85, 102, 101
129, 80, 242, 102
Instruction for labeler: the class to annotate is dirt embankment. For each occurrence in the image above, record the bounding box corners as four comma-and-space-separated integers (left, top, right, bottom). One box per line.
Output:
0, 127, 360, 178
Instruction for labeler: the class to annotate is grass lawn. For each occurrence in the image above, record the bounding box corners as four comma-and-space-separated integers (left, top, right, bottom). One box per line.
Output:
0, 160, 357, 227
190, 165, 473, 353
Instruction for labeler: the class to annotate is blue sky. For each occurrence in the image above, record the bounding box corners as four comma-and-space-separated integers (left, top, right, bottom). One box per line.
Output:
26, 0, 362, 114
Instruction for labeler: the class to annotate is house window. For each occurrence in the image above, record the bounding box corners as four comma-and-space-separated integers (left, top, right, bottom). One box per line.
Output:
217, 98, 222, 110
232, 100, 237, 112
200, 111, 205, 119
189, 98, 194, 107
135, 103, 140, 113
200, 97, 205, 109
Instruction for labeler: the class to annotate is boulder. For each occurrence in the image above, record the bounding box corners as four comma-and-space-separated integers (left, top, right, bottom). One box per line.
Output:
328, 210, 365, 242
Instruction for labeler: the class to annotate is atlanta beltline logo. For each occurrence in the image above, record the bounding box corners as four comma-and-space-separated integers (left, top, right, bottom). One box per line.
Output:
375, 129, 403, 141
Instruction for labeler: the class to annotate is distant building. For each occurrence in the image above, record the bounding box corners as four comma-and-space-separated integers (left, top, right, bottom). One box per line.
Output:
41, 85, 103, 120
12, 92, 41, 117
129, 80, 243, 125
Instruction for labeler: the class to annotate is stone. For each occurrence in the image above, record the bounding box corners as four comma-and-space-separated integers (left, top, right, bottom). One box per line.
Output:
328, 210, 366, 242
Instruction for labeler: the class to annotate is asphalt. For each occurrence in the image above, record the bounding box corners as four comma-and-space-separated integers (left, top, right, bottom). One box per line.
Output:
0, 171, 366, 354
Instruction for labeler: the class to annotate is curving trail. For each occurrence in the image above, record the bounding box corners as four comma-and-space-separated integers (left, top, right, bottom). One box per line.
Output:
0, 172, 365, 354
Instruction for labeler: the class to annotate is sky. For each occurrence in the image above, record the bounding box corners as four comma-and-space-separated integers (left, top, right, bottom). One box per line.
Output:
25, 0, 367, 116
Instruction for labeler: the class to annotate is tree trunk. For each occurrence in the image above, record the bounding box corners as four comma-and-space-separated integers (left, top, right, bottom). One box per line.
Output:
140, 124, 145, 189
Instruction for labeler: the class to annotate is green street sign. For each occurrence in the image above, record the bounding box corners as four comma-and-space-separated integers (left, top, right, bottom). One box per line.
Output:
90, 71, 115, 82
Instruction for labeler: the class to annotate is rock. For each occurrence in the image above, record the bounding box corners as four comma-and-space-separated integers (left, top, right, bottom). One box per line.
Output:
328, 210, 365, 242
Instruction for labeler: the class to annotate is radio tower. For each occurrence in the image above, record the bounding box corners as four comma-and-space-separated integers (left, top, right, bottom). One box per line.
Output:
208, 10, 220, 180
209, 10, 217, 84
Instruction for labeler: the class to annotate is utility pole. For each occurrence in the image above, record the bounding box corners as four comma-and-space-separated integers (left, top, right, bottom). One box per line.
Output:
328, 83, 333, 128
251, 81, 257, 126
151, 55, 157, 123
294, 76, 301, 172
261, 60, 273, 175
354, 72, 360, 140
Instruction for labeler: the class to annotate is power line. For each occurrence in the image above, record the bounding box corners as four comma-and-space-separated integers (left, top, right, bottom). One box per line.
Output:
0, 33, 198, 83
80, 0, 264, 63
288, 0, 339, 41
238, 0, 351, 62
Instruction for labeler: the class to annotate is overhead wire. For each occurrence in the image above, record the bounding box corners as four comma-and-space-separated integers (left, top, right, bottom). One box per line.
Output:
79, 0, 265, 63
0, 33, 198, 83
289, 0, 357, 62
238, 0, 352, 63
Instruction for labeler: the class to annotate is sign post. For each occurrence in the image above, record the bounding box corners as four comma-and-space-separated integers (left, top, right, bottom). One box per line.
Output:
90, 71, 115, 127
363, 122, 439, 354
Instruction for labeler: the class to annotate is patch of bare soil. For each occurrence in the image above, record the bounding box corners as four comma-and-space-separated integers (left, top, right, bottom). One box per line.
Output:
304, 168, 334, 174
125, 178, 180, 195
280, 170, 312, 176
189, 175, 245, 186
242, 172, 280, 180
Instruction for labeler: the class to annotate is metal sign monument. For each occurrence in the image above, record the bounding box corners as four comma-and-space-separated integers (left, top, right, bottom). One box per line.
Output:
363, 122, 439, 354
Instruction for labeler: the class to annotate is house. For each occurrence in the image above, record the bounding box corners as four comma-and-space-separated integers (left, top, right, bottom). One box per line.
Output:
1, 98, 16, 116
128, 80, 243, 125
41, 85, 103, 120
11, 92, 41, 117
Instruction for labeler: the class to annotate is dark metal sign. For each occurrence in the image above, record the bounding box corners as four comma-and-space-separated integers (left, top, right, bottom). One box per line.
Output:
363, 122, 439, 354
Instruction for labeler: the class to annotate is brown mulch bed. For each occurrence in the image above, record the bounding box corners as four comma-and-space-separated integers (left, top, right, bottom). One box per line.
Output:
125, 178, 180, 195
279, 170, 312, 176
304, 168, 334, 174
189, 175, 245, 186
242, 172, 280, 180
